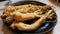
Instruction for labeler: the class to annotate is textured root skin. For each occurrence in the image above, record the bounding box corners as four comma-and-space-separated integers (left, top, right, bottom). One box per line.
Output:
11, 11, 41, 22
10, 10, 53, 31
1, 5, 54, 31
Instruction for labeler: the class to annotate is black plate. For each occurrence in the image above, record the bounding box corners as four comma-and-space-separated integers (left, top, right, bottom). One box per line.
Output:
4, 1, 57, 34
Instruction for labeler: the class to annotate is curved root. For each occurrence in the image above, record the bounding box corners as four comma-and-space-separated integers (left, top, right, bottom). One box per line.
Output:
10, 10, 53, 31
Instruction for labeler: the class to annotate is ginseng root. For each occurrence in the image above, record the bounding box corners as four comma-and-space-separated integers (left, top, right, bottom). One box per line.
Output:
10, 10, 53, 31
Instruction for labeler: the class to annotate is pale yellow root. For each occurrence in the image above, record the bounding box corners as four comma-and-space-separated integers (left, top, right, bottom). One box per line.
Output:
10, 10, 53, 31
11, 9, 43, 22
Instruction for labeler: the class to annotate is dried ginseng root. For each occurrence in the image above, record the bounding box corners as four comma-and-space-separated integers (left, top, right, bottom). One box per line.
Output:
10, 10, 53, 31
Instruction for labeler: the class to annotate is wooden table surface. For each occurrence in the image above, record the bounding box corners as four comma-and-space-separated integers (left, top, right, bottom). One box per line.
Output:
0, 0, 60, 34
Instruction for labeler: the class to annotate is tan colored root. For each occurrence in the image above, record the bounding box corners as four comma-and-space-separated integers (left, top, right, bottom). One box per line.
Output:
11, 11, 39, 21
10, 10, 53, 31
1, 4, 54, 31
11, 9, 54, 22
36, 13, 54, 19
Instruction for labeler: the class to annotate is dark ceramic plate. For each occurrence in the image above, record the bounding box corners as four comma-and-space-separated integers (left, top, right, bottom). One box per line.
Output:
4, 1, 57, 34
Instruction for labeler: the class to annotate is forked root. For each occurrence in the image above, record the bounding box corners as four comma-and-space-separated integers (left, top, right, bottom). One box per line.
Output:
10, 10, 53, 31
